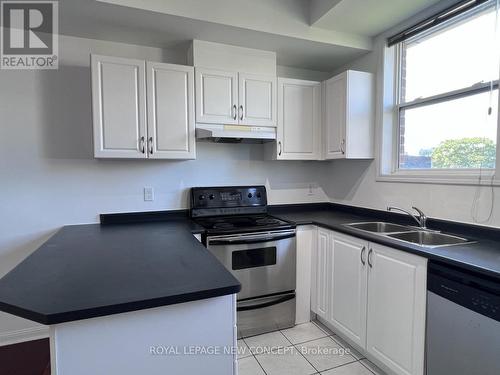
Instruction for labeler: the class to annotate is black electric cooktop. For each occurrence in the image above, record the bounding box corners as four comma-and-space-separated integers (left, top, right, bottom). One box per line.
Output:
194, 214, 293, 233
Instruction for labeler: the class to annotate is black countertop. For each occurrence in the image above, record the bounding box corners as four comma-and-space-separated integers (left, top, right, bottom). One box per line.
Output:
0, 219, 240, 325
270, 203, 500, 280
1, 202, 500, 326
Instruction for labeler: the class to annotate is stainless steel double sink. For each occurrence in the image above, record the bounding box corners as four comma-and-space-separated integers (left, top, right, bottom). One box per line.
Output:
343, 221, 475, 248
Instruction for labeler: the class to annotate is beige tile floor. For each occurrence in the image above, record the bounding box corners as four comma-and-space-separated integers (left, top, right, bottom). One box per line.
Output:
237, 321, 386, 375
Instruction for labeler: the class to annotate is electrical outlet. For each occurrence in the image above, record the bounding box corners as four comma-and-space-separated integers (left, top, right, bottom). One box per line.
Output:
144, 187, 154, 201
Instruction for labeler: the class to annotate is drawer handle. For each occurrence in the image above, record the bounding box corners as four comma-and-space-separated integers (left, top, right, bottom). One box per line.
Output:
148, 137, 153, 155
237, 293, 295, 312
140, 136, 145, 154
360, 246, 366, 265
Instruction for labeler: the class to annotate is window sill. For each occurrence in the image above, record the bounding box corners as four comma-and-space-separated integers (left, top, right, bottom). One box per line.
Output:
377, 171, 499, 186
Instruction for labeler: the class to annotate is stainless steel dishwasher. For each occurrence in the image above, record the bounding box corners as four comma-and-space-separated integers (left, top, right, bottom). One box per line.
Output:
426, 261, 500, 375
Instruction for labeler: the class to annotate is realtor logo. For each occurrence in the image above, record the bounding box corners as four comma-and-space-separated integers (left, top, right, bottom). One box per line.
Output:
1, 1, 58, 69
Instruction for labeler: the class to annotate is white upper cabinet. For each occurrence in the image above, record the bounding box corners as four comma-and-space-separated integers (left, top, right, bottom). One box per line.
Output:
91, 55, 195, 159
323, 70, 374, 159
329, 233, 368, 349
238, 73, 276, 127
195, 68, 238, 125
274, 78, 321, 160
147, 62, 195, 159
195, 68, 276, 127
366, 243, 427, 375
191, 40, 277, 129
323, 73, 346, 159
92, 55, 147, 158
267, 70, 372, 161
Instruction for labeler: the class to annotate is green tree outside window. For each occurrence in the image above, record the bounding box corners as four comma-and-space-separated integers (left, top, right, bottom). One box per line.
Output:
431, 137, 496, 169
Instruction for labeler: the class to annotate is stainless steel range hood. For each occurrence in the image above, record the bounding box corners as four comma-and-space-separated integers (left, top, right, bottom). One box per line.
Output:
196, 124, 276, 143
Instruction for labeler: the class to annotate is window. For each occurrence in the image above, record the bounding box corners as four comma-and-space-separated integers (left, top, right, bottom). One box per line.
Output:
396, 2, 499, 172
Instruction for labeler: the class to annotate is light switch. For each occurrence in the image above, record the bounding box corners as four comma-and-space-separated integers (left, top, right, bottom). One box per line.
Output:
144, 187, 154, 201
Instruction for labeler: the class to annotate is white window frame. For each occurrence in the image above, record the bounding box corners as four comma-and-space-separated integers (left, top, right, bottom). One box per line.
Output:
377, 4, 500, 186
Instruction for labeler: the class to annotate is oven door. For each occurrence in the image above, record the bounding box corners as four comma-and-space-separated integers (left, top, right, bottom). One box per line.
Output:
206, 230, 296, 300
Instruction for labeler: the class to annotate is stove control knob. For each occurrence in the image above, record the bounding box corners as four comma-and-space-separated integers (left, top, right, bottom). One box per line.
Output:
248, 193, 253, 198
198, 195, 206, 200
209, 194, 215, 200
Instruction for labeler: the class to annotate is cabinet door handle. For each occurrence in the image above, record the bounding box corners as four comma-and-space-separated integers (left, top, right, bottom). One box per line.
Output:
140, 136, 145, 154
360, 246, 366, 265
148, 137, 154, 155
232, 104, 237, 120
340, 139, 345, 154
367, 249, 373, 268
278, 141, 282, 156
239, 105, 244, 121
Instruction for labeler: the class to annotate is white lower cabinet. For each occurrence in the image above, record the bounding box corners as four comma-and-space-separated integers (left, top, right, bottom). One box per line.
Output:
314, 227, 331, 320
366, 243, 427, 375
329, 233, 368, 349
311, 228, 427, 375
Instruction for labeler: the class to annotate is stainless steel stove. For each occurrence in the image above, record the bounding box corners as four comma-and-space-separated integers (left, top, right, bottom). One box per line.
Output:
191, 186, 296, 338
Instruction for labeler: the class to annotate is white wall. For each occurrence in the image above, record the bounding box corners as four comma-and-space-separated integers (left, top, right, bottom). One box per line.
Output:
277, 65, 332, 81
0, 34, 331, 335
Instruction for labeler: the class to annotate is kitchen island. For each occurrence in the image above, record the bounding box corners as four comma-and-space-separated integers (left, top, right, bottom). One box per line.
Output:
0, 219, 241, 375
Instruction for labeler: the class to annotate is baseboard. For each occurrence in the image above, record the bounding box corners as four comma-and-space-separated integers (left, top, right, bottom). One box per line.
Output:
0, 326, 49, 347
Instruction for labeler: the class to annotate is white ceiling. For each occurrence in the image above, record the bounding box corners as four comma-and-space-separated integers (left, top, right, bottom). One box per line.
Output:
58, 0, 447, 72
311, 0, 443, 37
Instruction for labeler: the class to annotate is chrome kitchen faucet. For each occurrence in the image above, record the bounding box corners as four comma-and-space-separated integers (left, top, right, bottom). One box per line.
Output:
387, 206, 427, 229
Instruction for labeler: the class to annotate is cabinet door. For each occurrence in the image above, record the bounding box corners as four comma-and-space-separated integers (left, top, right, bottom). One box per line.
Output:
91, 55, 147, 158
238, 73, 276, 127
329, 233, 368, 349
277, 78, 321, 160
147, 62, 196, 159
366, 243, 427, 375
323, 73, 346, 159
345, 70, 374, 159
314, 228, 331, 320
195, 68, 238, 124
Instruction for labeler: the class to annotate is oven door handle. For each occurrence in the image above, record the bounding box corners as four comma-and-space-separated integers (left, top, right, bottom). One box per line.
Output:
209, 233, 295, 246
237, 293, 295, 312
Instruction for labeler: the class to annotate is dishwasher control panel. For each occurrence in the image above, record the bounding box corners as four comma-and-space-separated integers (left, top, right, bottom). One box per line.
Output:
428, 261, 500, 322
